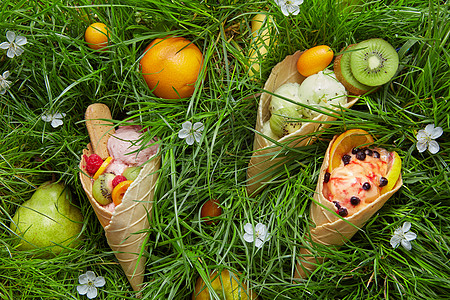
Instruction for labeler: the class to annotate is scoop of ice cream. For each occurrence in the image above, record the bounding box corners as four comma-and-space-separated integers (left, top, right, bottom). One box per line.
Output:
270, 82, 303, 113
298, 69, 347, 118
323, 148, 389, 217
107, 126, 158, 167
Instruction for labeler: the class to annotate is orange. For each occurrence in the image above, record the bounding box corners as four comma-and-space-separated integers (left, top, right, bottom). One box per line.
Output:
381, 151, 402, 194
93, 156, 112, 180
140, 37, 203, 99
85, 22, 110, 50
111, 180, 132, 205
296, 45, 334, 77
328, 129, 374, 171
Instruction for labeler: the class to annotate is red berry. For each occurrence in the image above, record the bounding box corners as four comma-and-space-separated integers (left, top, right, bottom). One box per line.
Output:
84, 154, 104, 175
112, 175, 128, 188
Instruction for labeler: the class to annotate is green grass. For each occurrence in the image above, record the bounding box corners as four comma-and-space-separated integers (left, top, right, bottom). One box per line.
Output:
0, 0, 449, 299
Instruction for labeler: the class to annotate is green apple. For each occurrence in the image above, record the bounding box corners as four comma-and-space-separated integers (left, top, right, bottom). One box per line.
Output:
10, 182, 83, 256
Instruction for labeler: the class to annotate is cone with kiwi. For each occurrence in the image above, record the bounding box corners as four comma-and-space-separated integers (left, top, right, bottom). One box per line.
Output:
334, 38, 399, 95
79, 103, 161, 291
246, 51, 359, 196
294, 129, 403, 279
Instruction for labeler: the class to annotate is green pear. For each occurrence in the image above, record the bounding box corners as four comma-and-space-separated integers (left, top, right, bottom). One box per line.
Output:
10, 182, 83, 256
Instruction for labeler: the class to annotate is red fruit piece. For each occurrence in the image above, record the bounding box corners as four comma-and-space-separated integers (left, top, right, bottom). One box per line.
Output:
112, 175, 128, 188
84, 154, 104, 175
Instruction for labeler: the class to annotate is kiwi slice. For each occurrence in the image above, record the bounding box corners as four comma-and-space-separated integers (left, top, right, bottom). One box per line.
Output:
269, 107, 302, 138
92, 173, 114, 205
334, 44, 375, 95
350, 38, 399, 87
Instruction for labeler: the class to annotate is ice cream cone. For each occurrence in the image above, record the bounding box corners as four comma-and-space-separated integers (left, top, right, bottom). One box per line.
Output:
79, 103, 160, 291
294, 134, 403, 279
246, 51, 359, 196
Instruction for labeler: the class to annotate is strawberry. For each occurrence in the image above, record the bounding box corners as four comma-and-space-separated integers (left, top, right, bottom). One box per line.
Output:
112, 175, 128, 188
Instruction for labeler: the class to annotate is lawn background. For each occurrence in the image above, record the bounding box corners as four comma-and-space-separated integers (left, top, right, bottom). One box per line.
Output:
0, 0, 449, 299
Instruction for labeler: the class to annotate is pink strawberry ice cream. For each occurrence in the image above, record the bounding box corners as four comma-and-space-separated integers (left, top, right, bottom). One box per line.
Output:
105, 125, 159, 175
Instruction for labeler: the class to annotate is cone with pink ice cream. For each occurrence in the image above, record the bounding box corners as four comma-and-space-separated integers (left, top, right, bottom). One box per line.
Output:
294, 129, 403, 279
79, 103, 160, 291
246, 51, 359, 196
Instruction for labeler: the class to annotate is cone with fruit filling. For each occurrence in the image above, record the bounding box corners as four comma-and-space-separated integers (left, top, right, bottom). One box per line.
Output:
247, 51, 359, 196
79, 103, 160, 291
294, 130, 402, 279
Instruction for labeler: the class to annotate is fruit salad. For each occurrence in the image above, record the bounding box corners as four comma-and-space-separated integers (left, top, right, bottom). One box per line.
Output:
83, 125, 158, 212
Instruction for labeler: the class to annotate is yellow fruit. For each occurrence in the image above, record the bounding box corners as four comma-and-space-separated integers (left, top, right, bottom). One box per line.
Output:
140, 37, 203, 99
248, 14, 274, 78
93, 156, 112, 180
192, 269, 258, 300
381, 151, 402, 194
296, 45, 334, 77
328, 129, 374, 171
84, 22, 110, 50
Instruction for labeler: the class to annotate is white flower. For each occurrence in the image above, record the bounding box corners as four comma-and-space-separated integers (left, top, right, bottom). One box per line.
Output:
178, 121, 204, 145
0, 71, 11, 95
416, 124, 443, 154
76, 271, 105, 299
390, 222, 417, 251
275, 0, 304, 16
41, 112, 66, 128
0, 31, 27, 58
243, 222, 270, 248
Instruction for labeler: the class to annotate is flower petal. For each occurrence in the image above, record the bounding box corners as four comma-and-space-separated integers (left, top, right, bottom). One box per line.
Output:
181, 121, 192, 130
78, 274, 88, 285
401, 239, 412, 251
77, 284, 88, 295
15, 35, 27, 46
255, 223, 267, 235
193, 131, 202, 143
6, 31, 15, 43
86, 286, 98, 299
51, 118, 63, 128
402, 222, 411, 233
6, 47, 15, 58
429, 126, 443, 139
416, 141, 427, 153
2, 71, 10, 79
428, 140, 440, 154
85, 271, 96, 281
254, 238, 264, 248
178, 129, 190, 139
94, 276, 106, 288
0, 89, 6, 95
0, 42, 9, 49
53, 112, 66, 119
280, 5, 290, 16
287, 5, 300, 15
416, 129, 427, 141
404, 231, 417, 241
390, 234, 401, 248
243, 232, 254, 243
185, 134, 194, 145
14, 46, 24, 56
193, 122, 204, 131
244, 223, 254, 234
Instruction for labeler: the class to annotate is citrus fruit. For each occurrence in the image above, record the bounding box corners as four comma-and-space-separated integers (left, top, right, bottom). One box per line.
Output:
85, 22, 110, 50
192, 269, 258, 300
328, 129, 374, 171
140, 37, 203, 99
93, 156, 112, 180
296, 45, 334, 77
200, 199, 222, 225
111, 180, 132, 205
381, 151, 402, 194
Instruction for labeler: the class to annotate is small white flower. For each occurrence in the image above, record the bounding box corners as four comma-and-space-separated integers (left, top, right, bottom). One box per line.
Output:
178, 121, 204, 145
390, 222, 417, 251
0, 31, 27, 58
243, 222, 270, 248
41, 112, 66, 128
416, 124, 443, 154
0, 71, 12, 95
76, 271, 105, 299
275, 0, 304, 16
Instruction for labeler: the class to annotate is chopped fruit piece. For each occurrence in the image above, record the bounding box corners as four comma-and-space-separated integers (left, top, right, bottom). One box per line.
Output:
92, 173, 115, 205
381, 151, 402, 194
93, 156, 113, 180
112, 175, 128, 188
200, 199, 222, 225
111, 180, 133, 205
84, 154, 104, 175
324, 172, 331, 183
329, 129, 374, 171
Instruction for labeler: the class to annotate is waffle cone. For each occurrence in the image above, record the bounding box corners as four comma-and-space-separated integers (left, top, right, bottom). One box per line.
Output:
247, 51, 359, 196
294, 135, 402, 279
79, 103, 160, 291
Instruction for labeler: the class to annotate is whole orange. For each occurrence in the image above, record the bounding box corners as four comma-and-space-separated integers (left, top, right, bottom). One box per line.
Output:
296, 45, 334, 77
140, 37, 203, 99
85, 22, 110, 50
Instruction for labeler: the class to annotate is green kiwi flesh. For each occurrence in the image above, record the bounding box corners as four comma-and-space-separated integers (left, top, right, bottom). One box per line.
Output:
334, 44, 375, 95
350, 38, 399, 86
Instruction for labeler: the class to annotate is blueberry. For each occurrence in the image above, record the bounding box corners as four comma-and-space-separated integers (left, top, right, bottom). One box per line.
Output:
350, 196, 360, 206
333, 201, 341, 209
351, 148, 359, 155
324, 172, 331, 183
373, 151, 380, 158
356, 150, 366, 161
379, 177, 388, 187
338, 207, 348, 217
365, 149, 373, 156
342, 154, 351, 165
362, 182, 371, 190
